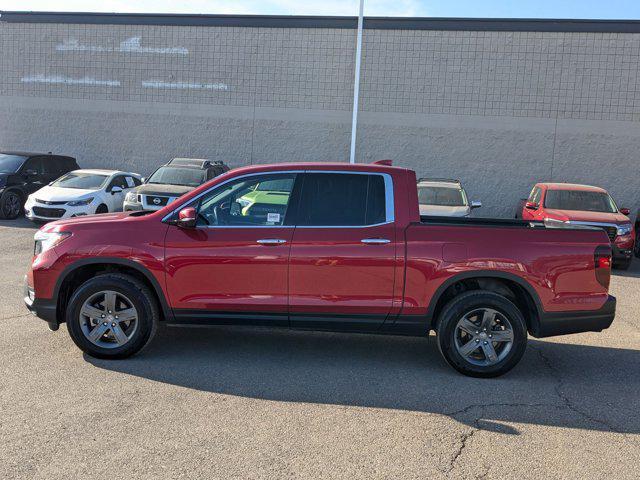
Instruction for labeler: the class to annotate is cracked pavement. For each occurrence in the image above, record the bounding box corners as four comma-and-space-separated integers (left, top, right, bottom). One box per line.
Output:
1, 218, 639, 479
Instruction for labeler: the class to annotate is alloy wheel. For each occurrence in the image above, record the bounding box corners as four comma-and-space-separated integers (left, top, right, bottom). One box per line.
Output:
3, 193, 20, 218
79, 290, 138, 349
453, 308, 514, 366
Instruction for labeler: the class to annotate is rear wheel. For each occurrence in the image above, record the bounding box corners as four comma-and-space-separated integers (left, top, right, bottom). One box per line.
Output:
436, 291, 528, 377
66, 273, 158, 359
0, 190, 23, 219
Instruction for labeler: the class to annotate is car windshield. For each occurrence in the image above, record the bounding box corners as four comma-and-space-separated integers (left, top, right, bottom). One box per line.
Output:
0, 154, 27, 173
255, 178, 294, 192
544, 190, 618, 213
52, 172, 108, 190
147, 167, 205, 187
418, 186, 467, 207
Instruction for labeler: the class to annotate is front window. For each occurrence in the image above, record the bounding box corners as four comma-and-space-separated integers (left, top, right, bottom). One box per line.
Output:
0, 154, 27, 173
52, 172, 108, 190
544, 190, 618, 213
418, 186, 467, 207
197, 173, 296, 226
147, 167, 205, 187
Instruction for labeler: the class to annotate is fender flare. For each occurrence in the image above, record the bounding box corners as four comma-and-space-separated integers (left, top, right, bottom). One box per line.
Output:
54, 257, 173, 322
426, 270, 544, 332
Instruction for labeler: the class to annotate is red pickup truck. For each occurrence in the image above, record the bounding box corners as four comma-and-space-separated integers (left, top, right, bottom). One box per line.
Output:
519, 183, 635, 270
25, 163, 616, 377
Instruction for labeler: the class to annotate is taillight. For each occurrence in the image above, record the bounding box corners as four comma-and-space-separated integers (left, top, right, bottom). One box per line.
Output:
594, 245, 612, 289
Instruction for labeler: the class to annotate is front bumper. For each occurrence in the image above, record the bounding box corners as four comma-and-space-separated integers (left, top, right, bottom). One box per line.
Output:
24, 282, 58, 325
534, 295, 616, 338
24, 200, 93, 222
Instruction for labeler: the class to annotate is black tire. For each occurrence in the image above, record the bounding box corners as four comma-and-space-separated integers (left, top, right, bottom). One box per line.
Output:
95, 204, 108, 214
436, 290, 528, 378
66, 273, 159, 359
0, 190, 23, 220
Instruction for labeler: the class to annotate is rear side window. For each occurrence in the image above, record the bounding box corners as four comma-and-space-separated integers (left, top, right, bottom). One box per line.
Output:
297, 173, 388, 226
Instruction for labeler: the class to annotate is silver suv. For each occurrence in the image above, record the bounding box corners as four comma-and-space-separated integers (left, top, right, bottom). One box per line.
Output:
417, 178, 481, 217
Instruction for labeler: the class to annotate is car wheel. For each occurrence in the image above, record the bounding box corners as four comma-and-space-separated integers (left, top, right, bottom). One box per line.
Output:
436, 290, 528, 378
95, 204, 108, 214
66, 273, 159, 359
0, 190, 23, 220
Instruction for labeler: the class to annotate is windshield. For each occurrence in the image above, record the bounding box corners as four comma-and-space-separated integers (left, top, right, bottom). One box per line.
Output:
255, 178, 294, 192
0, 154, 27, 173
52, 172, 108, 190
418, 186, 467, 207
544, 190, 618, 213
147, 166, 205, 187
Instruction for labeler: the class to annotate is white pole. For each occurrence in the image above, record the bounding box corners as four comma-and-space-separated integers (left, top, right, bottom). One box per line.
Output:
349, 0, 364, 164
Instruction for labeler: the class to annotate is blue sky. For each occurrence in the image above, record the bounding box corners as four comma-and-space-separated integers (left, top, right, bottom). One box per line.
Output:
1, 0, 640, 19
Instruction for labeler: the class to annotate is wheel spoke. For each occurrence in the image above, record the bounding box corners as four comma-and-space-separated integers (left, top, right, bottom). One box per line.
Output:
458, 339, 481, 357
116, 308, 136, 323
104, 292, 117, 313
458, 318, 477, 335
110, 323, 128, 345
490, 329, 514, 343
88, 323, 109, 342
481, 341, 498, 363
81, 305, 105, 320
480, 310, 496, 331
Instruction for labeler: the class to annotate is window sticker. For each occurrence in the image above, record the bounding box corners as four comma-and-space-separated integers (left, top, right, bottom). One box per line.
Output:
125, 177, 135, 188
267, 212, 281, 223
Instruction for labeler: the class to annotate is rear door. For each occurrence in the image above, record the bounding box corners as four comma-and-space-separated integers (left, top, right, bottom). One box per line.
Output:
288, 171, 397, 331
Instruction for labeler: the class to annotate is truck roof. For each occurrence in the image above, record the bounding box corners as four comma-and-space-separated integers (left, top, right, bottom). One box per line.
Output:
538, 182, 607, 193
228, 162, 412, 176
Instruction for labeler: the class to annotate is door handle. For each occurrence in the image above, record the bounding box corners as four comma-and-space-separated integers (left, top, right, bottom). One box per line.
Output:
361, 238, 391, 244
256, 238, 287, 245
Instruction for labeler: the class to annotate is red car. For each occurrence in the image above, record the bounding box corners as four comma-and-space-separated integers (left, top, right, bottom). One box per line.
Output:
520, 183, 634, 270
25, 163, 616, 377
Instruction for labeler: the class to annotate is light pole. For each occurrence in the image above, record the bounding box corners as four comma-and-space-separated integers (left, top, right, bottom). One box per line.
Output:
349, 0, 365, 164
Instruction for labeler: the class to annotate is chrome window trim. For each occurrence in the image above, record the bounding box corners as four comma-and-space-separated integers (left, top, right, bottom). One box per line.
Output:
162, 169, 395, 228
565, 220, 618, 228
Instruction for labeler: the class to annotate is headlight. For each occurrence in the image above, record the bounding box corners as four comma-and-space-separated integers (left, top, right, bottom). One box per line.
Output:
67, 197, 94, 206
34, 231, 71, 255
125, 191, 138, 202
617, 223, 632, 236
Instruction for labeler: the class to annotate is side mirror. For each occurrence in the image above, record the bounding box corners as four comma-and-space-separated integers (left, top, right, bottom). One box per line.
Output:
525, 201, 539, 210
110, 186, 123, 195
141, 177, 147, 183
470, 201, 482, 209
177, 207, 197, 228
620, 207, 630, 216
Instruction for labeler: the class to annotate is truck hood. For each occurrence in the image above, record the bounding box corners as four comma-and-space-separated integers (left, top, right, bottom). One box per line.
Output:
43, 212, 138, 230
419, 205, 469, 217
544, 209, 630, 224
31, 185, 97, 202
135, 183, 194, 197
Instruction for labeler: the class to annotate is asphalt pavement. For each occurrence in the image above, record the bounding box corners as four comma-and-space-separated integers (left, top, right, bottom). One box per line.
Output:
1, 217, 638, 479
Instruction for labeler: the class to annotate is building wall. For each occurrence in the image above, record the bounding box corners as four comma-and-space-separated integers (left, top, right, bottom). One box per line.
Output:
1, 14, 639, 217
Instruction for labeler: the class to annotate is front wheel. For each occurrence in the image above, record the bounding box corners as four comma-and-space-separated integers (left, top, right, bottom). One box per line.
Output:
0, 190, 23, 219
436, 291, 528, 378
66, 273, 159, 359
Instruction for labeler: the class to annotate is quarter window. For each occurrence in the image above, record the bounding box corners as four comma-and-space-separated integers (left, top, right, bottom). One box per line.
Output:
297, 173, 388, 226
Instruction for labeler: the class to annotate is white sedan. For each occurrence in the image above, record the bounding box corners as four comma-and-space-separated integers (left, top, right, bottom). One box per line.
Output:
25, 169, 142, 222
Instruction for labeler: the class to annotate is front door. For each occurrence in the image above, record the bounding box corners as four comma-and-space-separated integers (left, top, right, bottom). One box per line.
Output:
288, 172, 397, 331
164, 172, 299, 326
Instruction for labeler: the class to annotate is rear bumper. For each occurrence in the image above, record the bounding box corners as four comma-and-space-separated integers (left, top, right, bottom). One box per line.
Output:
534, 295, 616, 338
